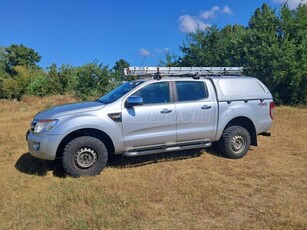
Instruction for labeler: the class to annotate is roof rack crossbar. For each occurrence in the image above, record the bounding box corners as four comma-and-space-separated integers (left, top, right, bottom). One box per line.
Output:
124, 67, 243, 77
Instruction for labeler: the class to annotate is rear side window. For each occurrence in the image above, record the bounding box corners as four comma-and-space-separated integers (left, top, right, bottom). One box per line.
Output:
132, 82, 170, 104
176, 81, 208, 102
217, 79, 265, 97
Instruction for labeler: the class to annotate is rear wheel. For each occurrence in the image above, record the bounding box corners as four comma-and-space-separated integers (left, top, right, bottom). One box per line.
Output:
218, 126, 251, 159
62, 136, 108, 177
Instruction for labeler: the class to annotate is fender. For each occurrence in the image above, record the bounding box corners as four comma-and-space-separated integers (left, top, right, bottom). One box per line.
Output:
215, 100, 259, 142
49, 110, 125, 153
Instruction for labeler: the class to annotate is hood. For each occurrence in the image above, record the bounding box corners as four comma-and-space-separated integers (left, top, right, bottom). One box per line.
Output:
34, 101, 105, 120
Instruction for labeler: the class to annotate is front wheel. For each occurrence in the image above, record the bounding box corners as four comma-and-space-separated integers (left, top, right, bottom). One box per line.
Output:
218, 126, 251, 159
62, 136, 108, 177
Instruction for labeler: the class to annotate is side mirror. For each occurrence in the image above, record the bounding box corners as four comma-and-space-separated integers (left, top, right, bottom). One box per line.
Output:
125, 96, 144, 108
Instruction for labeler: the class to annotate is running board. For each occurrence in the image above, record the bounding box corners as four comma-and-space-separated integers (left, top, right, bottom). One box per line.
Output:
122, 142, 212, 157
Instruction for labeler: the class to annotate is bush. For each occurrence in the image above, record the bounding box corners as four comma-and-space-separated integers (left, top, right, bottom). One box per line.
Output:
73, 62, 110, 100
27, 75, 60, 97
1, 66, 33, 99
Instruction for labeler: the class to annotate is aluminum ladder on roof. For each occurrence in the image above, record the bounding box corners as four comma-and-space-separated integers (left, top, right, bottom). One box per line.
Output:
124, 66, 243, 79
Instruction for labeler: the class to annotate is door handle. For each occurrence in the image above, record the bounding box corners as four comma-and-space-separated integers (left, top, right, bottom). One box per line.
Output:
160, 108, 172, 114
201, 105, 212, 110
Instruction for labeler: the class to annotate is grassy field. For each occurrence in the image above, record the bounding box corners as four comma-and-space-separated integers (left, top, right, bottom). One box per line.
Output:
0, 96, 306, 230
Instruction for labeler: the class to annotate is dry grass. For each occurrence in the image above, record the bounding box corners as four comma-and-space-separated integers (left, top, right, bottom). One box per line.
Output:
0, 96, 306, 230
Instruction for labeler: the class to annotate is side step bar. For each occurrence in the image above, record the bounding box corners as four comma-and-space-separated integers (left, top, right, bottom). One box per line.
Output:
122, 142, 212, 157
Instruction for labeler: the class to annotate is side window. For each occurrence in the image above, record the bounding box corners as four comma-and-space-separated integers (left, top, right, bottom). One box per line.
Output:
132, 82, 170, 104
176, 81, 208, 102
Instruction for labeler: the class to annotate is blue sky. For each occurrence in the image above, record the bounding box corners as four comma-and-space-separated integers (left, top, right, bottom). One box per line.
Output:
0, 0, 304, 69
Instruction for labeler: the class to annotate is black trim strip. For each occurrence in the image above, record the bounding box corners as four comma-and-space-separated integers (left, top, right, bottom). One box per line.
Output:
219, 98, 272, 103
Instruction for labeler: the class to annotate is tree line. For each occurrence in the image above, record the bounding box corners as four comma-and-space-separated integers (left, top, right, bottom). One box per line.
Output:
0, 44, 129, 100
164, 3, 306, 105
0, 3, 306, 104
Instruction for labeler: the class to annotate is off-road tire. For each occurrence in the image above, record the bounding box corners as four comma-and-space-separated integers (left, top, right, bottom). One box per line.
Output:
218, 126, 251, 159
62, 136, 108, 177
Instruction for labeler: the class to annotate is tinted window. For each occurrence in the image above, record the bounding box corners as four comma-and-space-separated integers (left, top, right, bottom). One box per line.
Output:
176, 81, 208, 102
132, 82, 170, 104
99, 81, 144, 104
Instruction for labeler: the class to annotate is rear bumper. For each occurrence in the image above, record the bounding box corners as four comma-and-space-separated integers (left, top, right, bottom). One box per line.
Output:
27, 130, 64, 160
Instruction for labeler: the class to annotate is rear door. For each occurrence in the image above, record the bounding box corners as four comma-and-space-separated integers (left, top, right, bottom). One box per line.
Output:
174, 80, 217, 142
122, 81, 176, 148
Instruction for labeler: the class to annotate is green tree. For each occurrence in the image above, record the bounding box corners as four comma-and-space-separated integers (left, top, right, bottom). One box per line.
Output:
3, 44, 41, 73
179, 26, 223, 66
46, 63, 63, 94
285, 4, 307, 104
0, 71, 9, 99
113, 59, 130, 73
178, 25, 246, 67
27, 75, 58, 97
0, 46, 7, 98
244, 3, 306, 104
160, 51, 180, 67
163, 3, 306, 104
0, 46, 6, 72
112, 59, 130, 80
248, 4, 279, 31
243, 4, 281, 99
0, 45, 43, 99
1, 66, 33, 99
74, 62, 110, 100
58, 64, 77, 93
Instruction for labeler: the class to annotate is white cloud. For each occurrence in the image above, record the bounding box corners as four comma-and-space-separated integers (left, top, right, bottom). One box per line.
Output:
178, 15, 211, 33
154, 48, 162, 54
200, 5, 232, 19
200, 6, 220, 19
139, 48, 170, 57
273, 0, 307, 9
139, 48, 150, 56
212, 6, 220, 11
179, 5, 233, 33
223, 5, 232, 14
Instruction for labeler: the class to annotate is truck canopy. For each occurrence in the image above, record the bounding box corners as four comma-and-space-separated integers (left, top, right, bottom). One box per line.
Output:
212, 77, 272, 101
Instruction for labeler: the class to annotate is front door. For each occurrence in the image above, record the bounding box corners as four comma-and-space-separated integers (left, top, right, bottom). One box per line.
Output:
122, 81, 176, 148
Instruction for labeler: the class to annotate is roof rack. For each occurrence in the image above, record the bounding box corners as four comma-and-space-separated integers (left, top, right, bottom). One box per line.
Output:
124, 67, 243, 79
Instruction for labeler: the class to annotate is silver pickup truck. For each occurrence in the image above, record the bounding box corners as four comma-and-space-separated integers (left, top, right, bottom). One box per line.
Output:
26, 67, 274, 177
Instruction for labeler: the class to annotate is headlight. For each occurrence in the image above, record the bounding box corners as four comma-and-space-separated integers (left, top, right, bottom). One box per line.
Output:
34, 119, 58, 133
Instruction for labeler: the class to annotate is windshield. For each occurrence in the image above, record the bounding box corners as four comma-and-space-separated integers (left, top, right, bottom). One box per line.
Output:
98, 81, 144, 104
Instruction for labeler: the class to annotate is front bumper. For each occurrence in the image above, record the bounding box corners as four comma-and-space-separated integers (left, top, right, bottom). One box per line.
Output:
26, 130, 64, 160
